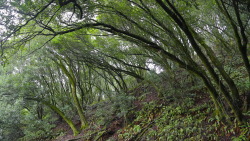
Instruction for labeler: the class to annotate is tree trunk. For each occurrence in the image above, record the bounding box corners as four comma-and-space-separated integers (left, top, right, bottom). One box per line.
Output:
27, 98, 80, 136
71, 82, 89, 129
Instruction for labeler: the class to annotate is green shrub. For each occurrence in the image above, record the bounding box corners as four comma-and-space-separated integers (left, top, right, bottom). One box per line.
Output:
19, 112, 56, 141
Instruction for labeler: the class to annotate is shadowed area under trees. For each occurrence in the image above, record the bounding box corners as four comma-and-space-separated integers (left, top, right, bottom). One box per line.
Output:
0, 0, 249, 140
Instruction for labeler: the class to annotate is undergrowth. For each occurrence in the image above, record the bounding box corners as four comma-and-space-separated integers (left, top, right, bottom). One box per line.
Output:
117, 95, 250, 141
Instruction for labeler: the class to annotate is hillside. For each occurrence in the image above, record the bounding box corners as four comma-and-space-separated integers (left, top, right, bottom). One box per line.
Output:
0, 1, 250, 141
50, 76, 250, 141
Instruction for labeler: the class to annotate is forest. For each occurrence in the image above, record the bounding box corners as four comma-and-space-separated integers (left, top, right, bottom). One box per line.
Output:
0, 0, 249, 140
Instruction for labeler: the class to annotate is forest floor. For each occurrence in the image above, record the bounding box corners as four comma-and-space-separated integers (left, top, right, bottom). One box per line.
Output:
51, 85, 250, 141
51, 86, 161, 141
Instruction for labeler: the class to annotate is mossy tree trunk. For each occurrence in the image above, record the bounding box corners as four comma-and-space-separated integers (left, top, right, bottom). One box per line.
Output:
154, 0, 244, 123
56, 59, 89, 129
26, 98, 80, 136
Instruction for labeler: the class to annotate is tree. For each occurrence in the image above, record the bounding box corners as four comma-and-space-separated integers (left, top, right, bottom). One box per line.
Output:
1, 0, 249, 124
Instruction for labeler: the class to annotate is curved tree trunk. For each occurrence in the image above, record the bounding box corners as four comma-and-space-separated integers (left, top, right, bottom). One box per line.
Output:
26, 98, 80, 136
57, 59, 89, 129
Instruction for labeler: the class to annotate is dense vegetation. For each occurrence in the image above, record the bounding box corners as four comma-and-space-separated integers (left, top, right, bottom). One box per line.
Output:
0, 0, 249, 140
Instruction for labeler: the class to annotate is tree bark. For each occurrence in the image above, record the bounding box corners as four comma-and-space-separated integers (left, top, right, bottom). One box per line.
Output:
26, 98, 80, 136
